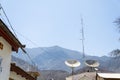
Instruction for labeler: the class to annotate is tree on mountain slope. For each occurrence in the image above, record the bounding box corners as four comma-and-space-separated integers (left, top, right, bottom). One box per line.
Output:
110, 18, 120, 58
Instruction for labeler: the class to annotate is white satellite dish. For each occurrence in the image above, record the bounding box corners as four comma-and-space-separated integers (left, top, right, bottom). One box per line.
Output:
65, 59, 80, 76
65, 59, 80, 68
85, 59, 99, 68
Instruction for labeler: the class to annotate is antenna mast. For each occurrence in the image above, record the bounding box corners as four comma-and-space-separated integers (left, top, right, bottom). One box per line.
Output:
81, 17, 85, 58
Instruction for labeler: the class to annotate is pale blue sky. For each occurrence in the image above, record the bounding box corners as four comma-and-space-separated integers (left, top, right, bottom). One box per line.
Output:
0, 0, 120, 56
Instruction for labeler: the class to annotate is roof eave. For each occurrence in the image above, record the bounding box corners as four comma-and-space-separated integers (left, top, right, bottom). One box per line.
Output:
0, 19, 26, 53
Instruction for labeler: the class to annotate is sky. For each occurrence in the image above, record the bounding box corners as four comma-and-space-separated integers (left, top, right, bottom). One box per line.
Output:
0, 0, 120, 56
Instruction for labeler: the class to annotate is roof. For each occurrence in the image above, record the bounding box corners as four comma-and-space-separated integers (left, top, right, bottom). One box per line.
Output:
66, 72, 96, 80
27, 71, 40, 78
10, 63, 36, 80
0, 19, 26, 53
78, 75, 93, 80
97, 73, 120, 79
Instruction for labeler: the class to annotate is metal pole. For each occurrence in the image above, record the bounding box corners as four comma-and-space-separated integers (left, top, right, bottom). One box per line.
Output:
81, 18, 85, 58
71, 67, 74, 80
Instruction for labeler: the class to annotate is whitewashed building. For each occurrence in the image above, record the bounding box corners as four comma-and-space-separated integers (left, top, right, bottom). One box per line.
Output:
0, 19, 27, 80
10, 63, 39, 80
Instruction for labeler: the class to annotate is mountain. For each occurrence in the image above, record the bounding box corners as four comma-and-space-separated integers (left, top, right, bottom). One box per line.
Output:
12, 46, 120, 72
13, 46, 84, 71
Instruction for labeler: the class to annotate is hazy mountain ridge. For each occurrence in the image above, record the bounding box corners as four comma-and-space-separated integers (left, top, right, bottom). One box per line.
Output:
12, 46, 120, 72
11, 56, 36, 71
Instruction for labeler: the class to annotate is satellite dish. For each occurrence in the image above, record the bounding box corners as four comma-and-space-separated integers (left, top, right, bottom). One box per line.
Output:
65, 59, 80, 76
65, 59, 80, 68
85, 59, 99, 68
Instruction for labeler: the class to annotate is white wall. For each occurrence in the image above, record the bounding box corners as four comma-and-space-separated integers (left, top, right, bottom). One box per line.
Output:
0, 37, 12, 80
10, 72, 26, 80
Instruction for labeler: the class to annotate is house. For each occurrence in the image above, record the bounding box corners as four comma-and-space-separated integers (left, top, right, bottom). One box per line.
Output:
0, 19, 26, 80
0, 19, 39, 80
97, 73, 120, 80
66, 71, 120, 80
10, 63, 39, 80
